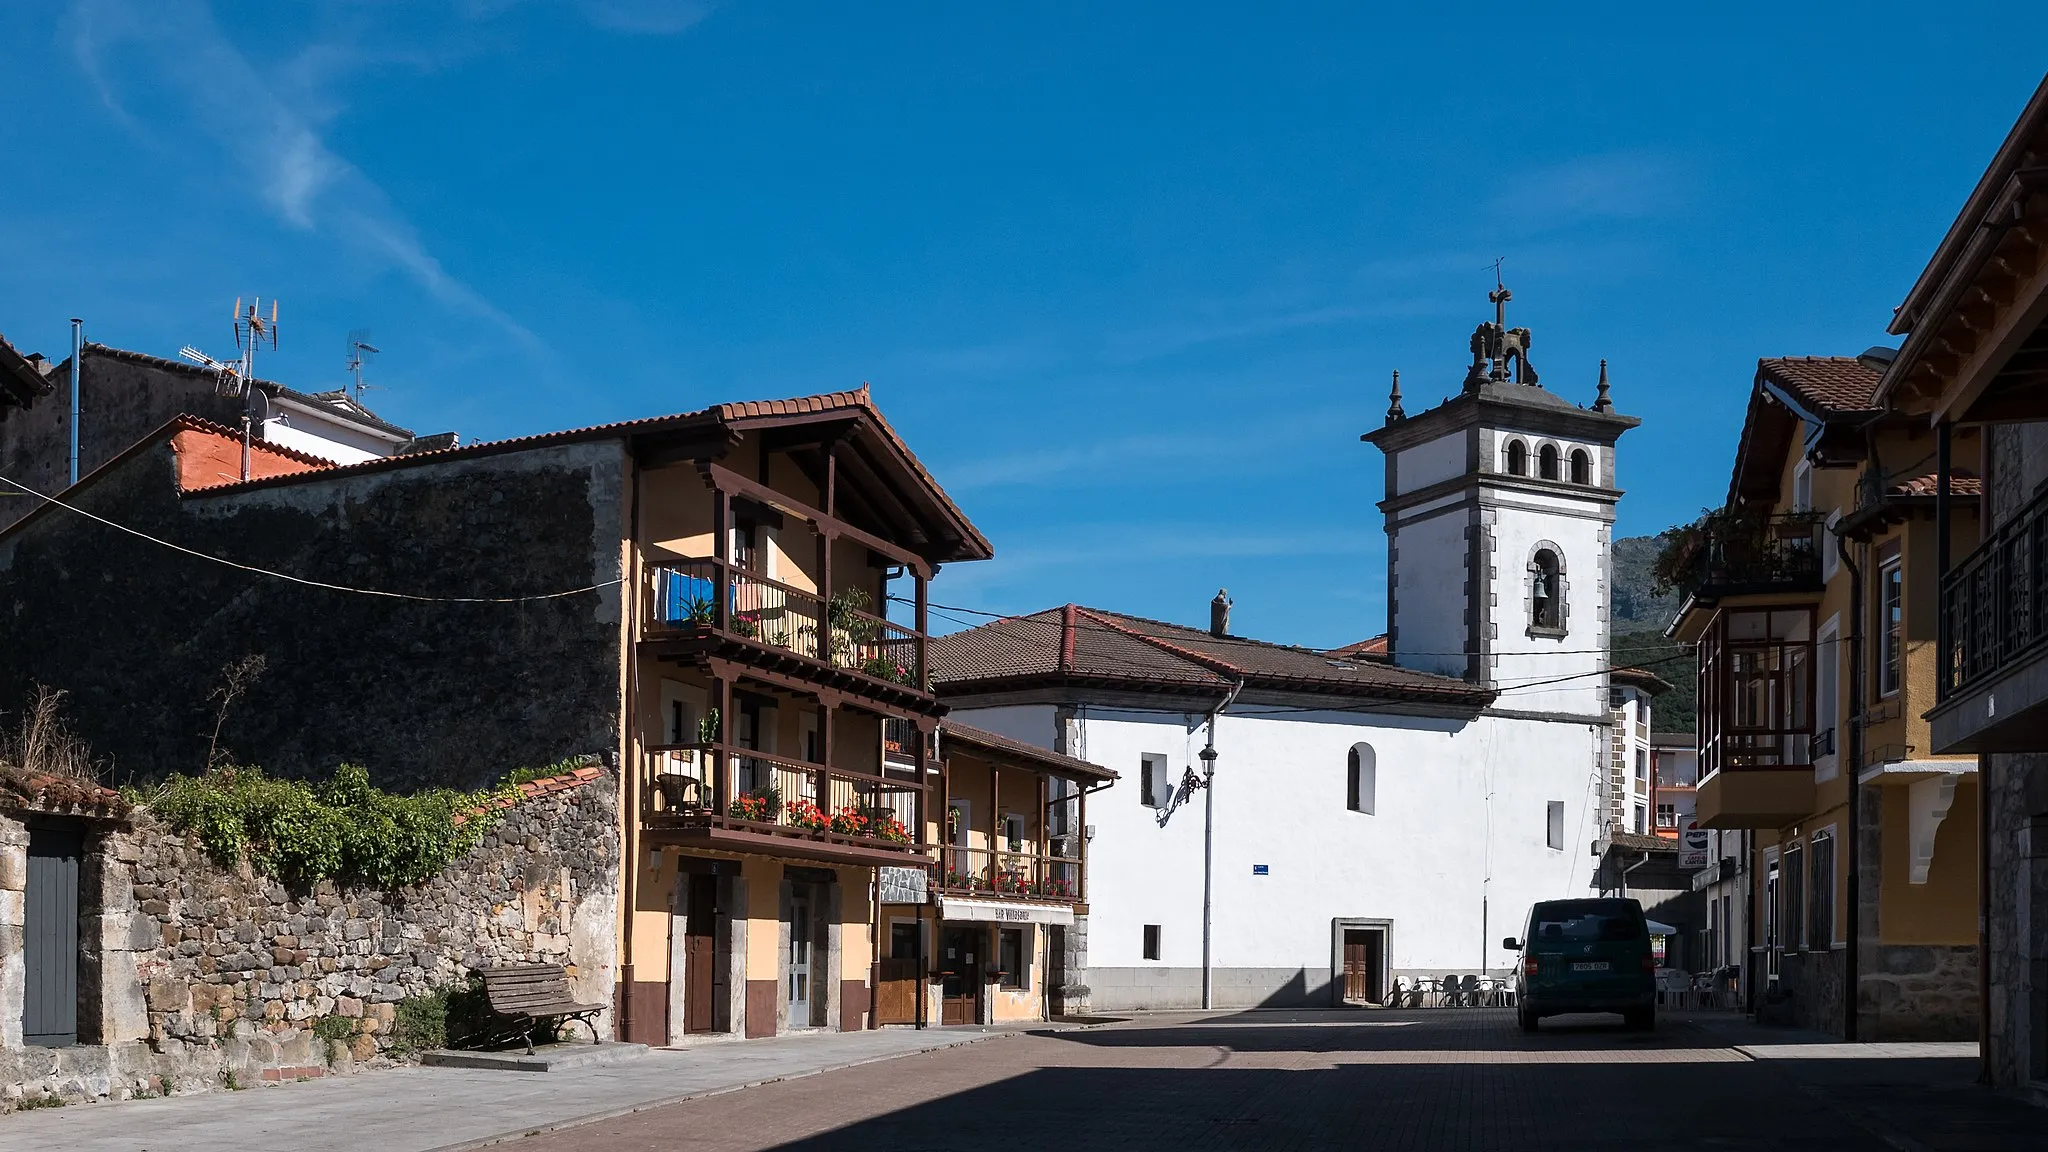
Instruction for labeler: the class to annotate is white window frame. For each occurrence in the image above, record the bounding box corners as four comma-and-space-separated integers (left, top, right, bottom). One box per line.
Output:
1877, 558, 1904, 698
1140, 754, 1169, 809
1792, 459, 1813, 512
1814, 615, 1840, 782
1821, 511, 1842, 581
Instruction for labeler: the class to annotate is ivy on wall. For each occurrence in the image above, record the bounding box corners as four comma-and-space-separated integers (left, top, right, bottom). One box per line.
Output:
142, 763, 521, 889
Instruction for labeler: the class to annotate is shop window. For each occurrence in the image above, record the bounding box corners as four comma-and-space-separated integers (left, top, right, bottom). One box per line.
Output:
999, 928, 1026, 989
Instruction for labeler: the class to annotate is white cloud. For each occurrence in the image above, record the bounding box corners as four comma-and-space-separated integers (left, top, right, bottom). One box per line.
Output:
66, 0, 544, 350
1490, 151, 1686, 225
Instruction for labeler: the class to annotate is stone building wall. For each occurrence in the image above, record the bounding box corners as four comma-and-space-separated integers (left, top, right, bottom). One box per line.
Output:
0, 430, 627, 792
0, 764, 620, 1108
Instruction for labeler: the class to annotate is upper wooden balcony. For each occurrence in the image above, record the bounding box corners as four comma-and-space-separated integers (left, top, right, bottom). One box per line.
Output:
1667, 512, 1828, 643
642, 558, 933, 711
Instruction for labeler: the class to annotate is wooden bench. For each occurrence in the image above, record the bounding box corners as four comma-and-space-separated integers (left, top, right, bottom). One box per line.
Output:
480, 964, 606, 1052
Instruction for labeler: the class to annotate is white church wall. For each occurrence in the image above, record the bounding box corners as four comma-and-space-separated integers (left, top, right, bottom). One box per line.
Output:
1389, 509, 1468, 678
1394, 430, 1466, 495
953, 702, 1605, 1010
1485, 491, 1610, 717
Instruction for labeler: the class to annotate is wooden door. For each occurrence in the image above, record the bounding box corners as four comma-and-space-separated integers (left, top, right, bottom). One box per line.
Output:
875, 959, 920, 1025
683, 874, 718, 1033
25, 826, 83, 1047
939, 927, 980, 1026
1342, 930, 1370, 1002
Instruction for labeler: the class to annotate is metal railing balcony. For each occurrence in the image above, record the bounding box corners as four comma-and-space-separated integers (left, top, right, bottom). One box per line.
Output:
1943, 487, 2048, 698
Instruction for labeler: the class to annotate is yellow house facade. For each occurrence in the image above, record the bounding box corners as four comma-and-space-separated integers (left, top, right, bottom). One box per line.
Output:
1671, 355, 1981, 1039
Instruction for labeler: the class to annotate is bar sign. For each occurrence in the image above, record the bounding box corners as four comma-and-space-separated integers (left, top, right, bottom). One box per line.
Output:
1252, 864, 1270, 876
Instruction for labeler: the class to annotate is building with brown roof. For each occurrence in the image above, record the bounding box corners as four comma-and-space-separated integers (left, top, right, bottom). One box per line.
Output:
0, 383, 1032, 1048
929, 293, 1676, 1019
1871, 71, 2048, 1088
1665, 339, 1986, 1040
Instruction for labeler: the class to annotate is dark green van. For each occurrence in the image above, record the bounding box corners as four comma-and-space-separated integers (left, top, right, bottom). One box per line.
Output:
1504, 897, 1656, 1032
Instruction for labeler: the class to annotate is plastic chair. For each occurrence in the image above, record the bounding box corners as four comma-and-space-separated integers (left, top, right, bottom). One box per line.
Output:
1460, 974, 1480, 1007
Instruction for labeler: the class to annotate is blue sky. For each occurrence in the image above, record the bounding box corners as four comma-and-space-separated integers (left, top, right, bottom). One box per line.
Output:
1, 2, 2040, 646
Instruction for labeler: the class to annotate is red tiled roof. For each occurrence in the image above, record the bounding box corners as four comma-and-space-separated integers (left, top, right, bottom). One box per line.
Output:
1756, 357, 1882, 417
0, 768, 126, 817
458, 762, 607, 825
1886, 470, 1983, 498
1326, 635, 1389, 660
931, 605, 1490, 705
170, 416, 336, 491
939, 721, 1117, 781
1611, 666, 1674, 695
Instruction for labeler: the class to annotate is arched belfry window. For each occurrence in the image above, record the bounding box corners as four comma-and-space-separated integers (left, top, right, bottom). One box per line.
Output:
1347, 744, 1376, 814
1570, 448, 1591, 485
1538, 443, 1560, 480
1530, 547, 1564, 632
1505, 440, 1528, 476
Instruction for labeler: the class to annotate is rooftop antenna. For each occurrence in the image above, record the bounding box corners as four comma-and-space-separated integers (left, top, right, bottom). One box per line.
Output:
231, 297, 279, 481
345, 329, 380, 403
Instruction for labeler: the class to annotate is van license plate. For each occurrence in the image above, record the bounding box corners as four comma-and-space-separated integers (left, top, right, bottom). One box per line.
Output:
1570, 961, 1609, 972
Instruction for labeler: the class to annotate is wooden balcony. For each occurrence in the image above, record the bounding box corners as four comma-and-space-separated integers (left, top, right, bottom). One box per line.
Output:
936, 844, 1086, 905
640, 742, 930, 868
642, 558, 935, 713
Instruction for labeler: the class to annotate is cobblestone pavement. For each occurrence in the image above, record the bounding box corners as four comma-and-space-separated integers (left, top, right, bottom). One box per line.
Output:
507, 1009, 2045, 1152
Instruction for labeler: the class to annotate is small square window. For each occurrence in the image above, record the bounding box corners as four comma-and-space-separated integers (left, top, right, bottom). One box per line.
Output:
1545, 800, 1565, 851
1140, 754, 1169, 808
1142, 924, 1162, 961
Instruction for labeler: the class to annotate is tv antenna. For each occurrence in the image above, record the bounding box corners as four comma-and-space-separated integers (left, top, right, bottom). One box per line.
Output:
345, 329, 380, 403
184, 298, 279, 482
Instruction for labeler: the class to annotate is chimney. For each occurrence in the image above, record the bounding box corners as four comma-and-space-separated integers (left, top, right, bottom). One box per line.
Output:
1210, 589, 1232, 638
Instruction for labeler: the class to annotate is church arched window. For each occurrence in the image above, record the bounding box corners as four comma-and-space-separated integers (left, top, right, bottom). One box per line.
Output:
1538, 443, 1560, 480
1347, 744, 1376, 814
1570, 448, 1591, 485
1530, 548, 1563, 631
1505, 440, 1528, 476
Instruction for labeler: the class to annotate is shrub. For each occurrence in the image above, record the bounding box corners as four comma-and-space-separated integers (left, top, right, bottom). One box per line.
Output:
148, 763, 516, 889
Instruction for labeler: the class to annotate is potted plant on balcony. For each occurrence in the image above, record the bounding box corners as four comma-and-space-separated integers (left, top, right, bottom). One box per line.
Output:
728, 785, 781, 823
858, 654, 915, 685
697, 708, 721, 746
784, 798, 829, 833
873, 814, 912, 844
829, 805, 870, 836
731, 610, 762, 639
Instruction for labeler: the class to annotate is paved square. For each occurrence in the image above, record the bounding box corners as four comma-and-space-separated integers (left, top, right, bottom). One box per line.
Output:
502, 1010, 2039, 1152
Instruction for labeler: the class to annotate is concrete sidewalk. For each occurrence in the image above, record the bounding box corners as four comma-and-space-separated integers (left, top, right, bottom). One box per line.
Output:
1683, 1013, 2043, 1150
0, 1025, 1032, 1152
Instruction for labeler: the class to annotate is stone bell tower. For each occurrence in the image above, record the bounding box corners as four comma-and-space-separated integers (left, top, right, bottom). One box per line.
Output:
1361, 284, 1639, 719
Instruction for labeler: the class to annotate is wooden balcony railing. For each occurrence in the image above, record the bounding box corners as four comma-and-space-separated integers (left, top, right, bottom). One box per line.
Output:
642, 742, 923, 851
1943, 487, 2048, 698
644, 559, 926, 690
936, 844, 1085, 903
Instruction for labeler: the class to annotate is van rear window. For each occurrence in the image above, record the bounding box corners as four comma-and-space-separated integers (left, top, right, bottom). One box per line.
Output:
1530, 906, 1643, 943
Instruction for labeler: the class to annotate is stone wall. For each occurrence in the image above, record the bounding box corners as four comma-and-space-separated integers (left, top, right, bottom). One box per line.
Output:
0, 431, 627, 792
0, 765, 620, 1109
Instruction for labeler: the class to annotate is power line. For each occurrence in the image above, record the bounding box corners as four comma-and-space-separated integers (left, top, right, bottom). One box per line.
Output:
894, 594, 1700, 660
0, 472, 622, 605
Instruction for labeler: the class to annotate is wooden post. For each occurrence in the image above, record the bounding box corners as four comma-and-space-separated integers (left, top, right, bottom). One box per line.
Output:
914, 572, 929, 691
712, 487, 731, 632
713, 676, 732, 815
990, 760, 1000, 889
1036, 773, 1049, 892
816, 703, 833, 817
818, 530, 833, 665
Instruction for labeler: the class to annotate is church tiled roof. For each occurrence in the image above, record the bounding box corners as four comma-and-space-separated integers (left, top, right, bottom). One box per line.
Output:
930, 605, 1490, 706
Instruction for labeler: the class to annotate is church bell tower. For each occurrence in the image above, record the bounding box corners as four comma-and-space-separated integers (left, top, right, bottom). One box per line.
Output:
1361, 284, 1639, 718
